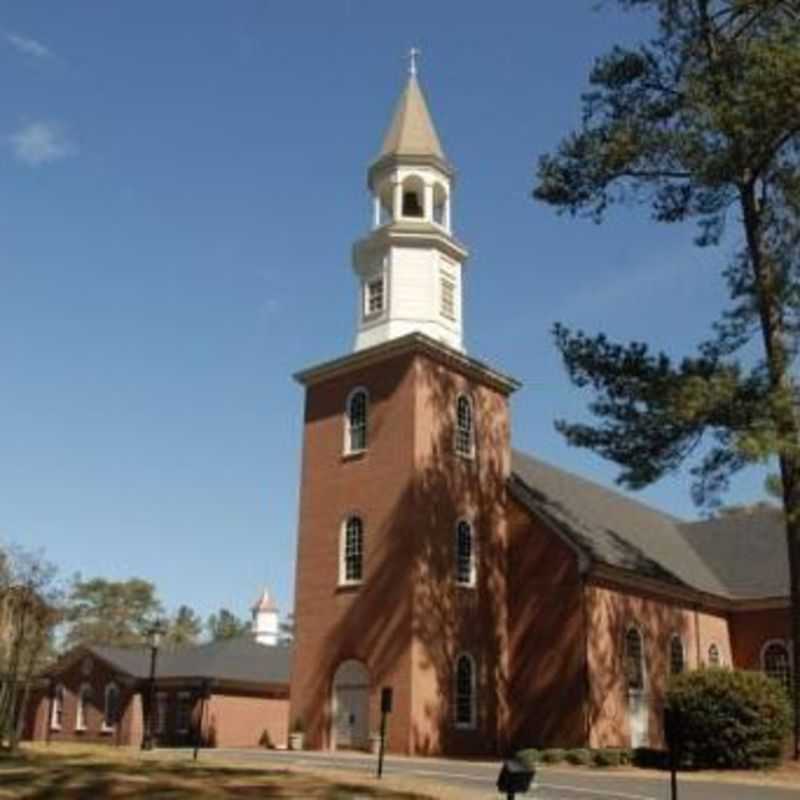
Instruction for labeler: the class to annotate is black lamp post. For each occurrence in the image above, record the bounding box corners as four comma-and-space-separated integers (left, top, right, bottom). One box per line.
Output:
140, 619, 166, 751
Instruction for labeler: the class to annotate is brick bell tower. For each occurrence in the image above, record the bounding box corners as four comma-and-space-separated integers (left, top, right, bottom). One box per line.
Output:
289, 54, 519, 757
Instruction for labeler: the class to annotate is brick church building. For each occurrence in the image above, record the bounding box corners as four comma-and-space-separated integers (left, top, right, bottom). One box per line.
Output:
288, 62, 794, 757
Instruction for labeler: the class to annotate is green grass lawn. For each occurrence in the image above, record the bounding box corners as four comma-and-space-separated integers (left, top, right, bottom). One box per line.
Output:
0, 744, 433, 799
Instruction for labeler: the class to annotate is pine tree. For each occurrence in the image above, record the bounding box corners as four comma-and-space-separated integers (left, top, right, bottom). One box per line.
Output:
534, 0, 800, 757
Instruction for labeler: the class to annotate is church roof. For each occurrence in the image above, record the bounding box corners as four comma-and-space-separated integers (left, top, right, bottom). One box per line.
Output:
510, 450, 788, 601
379, 74, 447, 163
85, 636, 291, 687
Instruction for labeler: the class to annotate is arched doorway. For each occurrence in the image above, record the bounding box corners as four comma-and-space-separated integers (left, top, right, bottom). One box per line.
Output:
331, 659, 369, 750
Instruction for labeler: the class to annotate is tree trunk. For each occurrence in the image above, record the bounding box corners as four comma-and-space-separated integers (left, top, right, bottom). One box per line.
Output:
741, 183, 800, 759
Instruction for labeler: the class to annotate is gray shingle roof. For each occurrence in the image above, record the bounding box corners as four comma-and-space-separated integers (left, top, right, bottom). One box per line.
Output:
510, 449, 788, 600
88, 637, 291, 686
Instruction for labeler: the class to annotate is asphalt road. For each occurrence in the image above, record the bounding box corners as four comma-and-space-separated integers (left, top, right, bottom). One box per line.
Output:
196, 748, 799, 800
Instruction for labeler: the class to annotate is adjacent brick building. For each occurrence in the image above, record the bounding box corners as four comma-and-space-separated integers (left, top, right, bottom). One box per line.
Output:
24, 637, 290, 749
289, 65, 795, 757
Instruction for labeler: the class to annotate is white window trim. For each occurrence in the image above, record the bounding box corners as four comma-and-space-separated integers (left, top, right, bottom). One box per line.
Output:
50, 684, 64, 731
339, 514, 364, 587
176, 691, 192, 734
454, 394, 475, 460
707, 642, 723, 667
668, 634, 685, 676
454, 653, 477, 730
624, 626, 647, 693
343, 387, 369, 456
760, 638, 793, 687
455, 518, 477, 588
75, 683, 91, 731
102, 682, 119, 732
362, 275, 386, 321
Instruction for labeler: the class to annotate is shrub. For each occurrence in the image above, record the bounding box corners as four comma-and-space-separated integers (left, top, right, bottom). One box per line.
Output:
258, 729, 273, 749
592, 748, 623, 767
565, 748, 592, 766
515, 748, 541, 769
667, 668, 791, 769
632, 747, 668, 769
541, 748, 565, 764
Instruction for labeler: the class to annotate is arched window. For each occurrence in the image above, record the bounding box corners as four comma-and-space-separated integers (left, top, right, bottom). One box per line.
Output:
76, 683, 92, 731
454, 653, 476, 728
345, 389, 368, 454
455, 520, 476, 587
455, 395, 474, 458
625, 628, 645, 691
708, 643, 721, 667
669, 635, 685, 676
762, 641, 792, 693
50, 684, 64, 730
103, 683, 120, 731
433, 183, 448, 226
401, 175, 425, 218
341, 516, 364, 585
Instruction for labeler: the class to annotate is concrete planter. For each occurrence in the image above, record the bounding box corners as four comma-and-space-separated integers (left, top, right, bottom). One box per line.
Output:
289, 732, 304, 751
369, 733, 383, 754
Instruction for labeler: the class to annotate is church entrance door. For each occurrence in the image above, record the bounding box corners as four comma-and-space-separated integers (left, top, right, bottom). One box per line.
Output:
331, 660, 369, 751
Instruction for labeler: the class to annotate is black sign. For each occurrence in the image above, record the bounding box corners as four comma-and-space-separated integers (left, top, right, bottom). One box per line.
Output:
381, 687, 393, 714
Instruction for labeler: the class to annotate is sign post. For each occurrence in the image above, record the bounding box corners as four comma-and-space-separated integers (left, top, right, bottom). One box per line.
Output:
664, 707, 681, 800
376, 687, 392, 779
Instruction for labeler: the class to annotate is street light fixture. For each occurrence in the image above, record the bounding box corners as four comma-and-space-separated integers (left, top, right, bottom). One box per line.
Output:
140, 619, 166, 751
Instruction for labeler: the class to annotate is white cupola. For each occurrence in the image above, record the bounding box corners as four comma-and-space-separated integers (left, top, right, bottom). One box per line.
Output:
251, 587, 279, 646
352, 54, 469, 353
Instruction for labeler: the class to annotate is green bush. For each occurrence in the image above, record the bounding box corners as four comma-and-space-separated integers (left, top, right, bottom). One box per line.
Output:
632, 747, 668, 769
667, 668, 791, 769
565, 748, 592, 766
592, 748, 623, 767
258, 728, 273, 748
541, 748, 565, 764
515, 748, 541, 769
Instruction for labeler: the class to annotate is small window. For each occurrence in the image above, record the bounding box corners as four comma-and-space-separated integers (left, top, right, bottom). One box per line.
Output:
364, 277, 384, 318
76, 684, 92, 731
103, 683, 120, 730
341, 516, 364, 585
455, 395, 474, 458
50, 684, 64, 731
402, 190, 423, 217
345, 389, 368, 454
176, 692, 192, 734
669, 635, 685, 676
441, 276, 456, 320
708, 643, 721, 667
762, 642, 792, 693
454, 654, 476, 728
625, 628, 645, 691
455, 520, 476, 587
155, 692, 168, 735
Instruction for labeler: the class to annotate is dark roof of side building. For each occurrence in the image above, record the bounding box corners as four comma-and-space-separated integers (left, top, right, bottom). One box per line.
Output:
510, 449, 788, 601
87, 637, 291, 687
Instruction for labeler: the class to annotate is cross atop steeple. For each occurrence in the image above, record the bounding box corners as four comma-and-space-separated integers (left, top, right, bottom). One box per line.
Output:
408, 47, 421, 78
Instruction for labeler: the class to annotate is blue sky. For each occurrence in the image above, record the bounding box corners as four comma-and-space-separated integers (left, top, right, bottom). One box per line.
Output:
1, 2, 770, 625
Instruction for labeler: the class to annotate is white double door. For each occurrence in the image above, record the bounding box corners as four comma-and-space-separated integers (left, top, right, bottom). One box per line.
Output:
628, 690, 649, 748
332, 659, 370, 751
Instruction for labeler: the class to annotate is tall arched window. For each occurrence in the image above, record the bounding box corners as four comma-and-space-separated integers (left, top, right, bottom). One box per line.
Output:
50, 684, 64, 730
762, 641, 792, 693
625, 628, 645, 691
345, 389, 368, 454
708, 643, 721, 667
455, 520, 476, 587
341, 516, 364, 585
76, 684, 92, 731
103, 683, 120, 731
455, 395, 474, 458
669, 635, 685, 676
454, 653, 476, 728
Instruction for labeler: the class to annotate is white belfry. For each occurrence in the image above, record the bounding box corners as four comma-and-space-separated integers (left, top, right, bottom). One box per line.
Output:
352, 63, 468, 353
251, 587, 279, 646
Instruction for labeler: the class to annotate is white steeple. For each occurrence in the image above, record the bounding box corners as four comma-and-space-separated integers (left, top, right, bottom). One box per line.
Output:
352, 55, 469, 353
251, 587, 279, 646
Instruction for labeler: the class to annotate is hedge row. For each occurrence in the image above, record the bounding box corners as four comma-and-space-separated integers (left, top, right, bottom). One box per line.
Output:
515, 747, 634, 769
